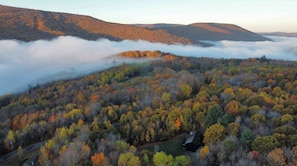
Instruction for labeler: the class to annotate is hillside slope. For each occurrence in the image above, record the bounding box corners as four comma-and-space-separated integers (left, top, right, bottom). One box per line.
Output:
0, 5, 193, 45
136, 23, 271, 42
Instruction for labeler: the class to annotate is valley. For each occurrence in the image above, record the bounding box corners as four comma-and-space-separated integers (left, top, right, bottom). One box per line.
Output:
0, 3, 297, 166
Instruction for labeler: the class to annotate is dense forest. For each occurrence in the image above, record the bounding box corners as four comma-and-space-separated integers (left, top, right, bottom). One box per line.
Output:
1, 51, 297, 165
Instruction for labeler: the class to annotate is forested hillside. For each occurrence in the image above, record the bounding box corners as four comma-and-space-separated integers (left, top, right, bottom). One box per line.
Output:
0, 5, 192, 45
0, 5, 271, 45
134, 23, 271, 42
1, 51, 297, 165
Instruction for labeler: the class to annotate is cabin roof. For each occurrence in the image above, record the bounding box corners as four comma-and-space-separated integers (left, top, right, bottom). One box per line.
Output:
183, 132, 201, 145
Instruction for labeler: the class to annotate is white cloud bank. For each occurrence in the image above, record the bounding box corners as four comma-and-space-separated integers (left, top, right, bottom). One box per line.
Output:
0, 36, 296, 95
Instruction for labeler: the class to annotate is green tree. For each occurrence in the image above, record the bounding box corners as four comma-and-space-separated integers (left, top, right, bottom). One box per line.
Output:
280, 114, 294, 125
245, 95, 265, 107
274, 125, 297, 135
161, 92, 171, 103
195, 112, 205, 129
180, 84, 192, 99
250, 114, 266, 128
174, 155, 191, 166
115, 140, 130, 153
218, 113, 234, 126
204, 104, 223, 128
118, 152, 141, 166
251, 136, 280, 153
240, 129, 255, 148
153, 151, 174, 166
223, 138, 236, 154
288, 134, 297, 147
227, 122, 240, 136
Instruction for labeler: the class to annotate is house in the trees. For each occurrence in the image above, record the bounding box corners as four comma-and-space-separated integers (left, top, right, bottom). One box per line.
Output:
182, 131, 203, 152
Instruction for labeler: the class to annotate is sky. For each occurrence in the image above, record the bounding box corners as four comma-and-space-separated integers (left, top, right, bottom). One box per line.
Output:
0, 0, 296, 32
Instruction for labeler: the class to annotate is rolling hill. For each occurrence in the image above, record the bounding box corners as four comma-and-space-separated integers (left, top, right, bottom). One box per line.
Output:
260, 32, 297, 37
135, 23, 271, 42
0, 5, 193, 45
0, 5, 270, 45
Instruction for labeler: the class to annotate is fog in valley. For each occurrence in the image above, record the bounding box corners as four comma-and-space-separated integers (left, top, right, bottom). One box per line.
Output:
0, 36, 296, 96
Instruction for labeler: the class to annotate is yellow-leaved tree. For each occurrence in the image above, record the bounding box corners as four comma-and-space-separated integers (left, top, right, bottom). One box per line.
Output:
203, 124, 225, 145
118, 152, 140, 166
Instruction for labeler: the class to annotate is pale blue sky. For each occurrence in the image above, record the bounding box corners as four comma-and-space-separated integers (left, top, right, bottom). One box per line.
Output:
0, 0, 296, 32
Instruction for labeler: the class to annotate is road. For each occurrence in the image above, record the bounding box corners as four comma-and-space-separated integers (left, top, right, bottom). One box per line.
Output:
0, 141, 46, 164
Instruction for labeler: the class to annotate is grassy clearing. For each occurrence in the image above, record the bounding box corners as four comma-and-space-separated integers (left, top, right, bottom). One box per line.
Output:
138, 133, 186, 156
1, 150, 39, 166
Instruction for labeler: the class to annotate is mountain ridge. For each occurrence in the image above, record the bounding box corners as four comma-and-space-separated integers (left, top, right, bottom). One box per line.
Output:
0, 4, 270, 45
260, 32, 297, 37
0, 5, 194, 45
135, 23, 271, 42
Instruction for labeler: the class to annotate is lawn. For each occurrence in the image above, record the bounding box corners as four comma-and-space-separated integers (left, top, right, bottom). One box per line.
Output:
1, 150, 39, 166
138, 133, 187, 156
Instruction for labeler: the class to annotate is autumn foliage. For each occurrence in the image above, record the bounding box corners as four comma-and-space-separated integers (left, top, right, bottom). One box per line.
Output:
0, 5, 192, 44
267, 148, 286, 166
1, 51, 297, 165
91, 152, 107, 166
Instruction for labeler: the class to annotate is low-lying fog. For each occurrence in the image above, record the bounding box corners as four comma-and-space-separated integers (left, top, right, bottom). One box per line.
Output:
0, 36, 296, 96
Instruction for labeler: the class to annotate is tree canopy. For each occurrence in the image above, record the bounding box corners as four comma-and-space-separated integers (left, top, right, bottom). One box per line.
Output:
1, 51, 297, 165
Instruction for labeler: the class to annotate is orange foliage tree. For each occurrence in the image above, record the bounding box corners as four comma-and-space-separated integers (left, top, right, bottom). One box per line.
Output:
91, 152, 108, 166
267, 148, 286, 166
200, 145, 210, 158
225, 100, 241, 116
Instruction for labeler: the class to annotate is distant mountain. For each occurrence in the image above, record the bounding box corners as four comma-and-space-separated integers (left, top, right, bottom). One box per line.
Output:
135, 23, 271, 42
0, 5, 270, 45
0, 5, 193, 45
261, 32, 297, 37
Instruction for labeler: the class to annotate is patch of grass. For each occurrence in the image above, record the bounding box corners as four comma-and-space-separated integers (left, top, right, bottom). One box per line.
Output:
1, 150, 39, 166
138, 134, 186, 156
22, 151, 39, 165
